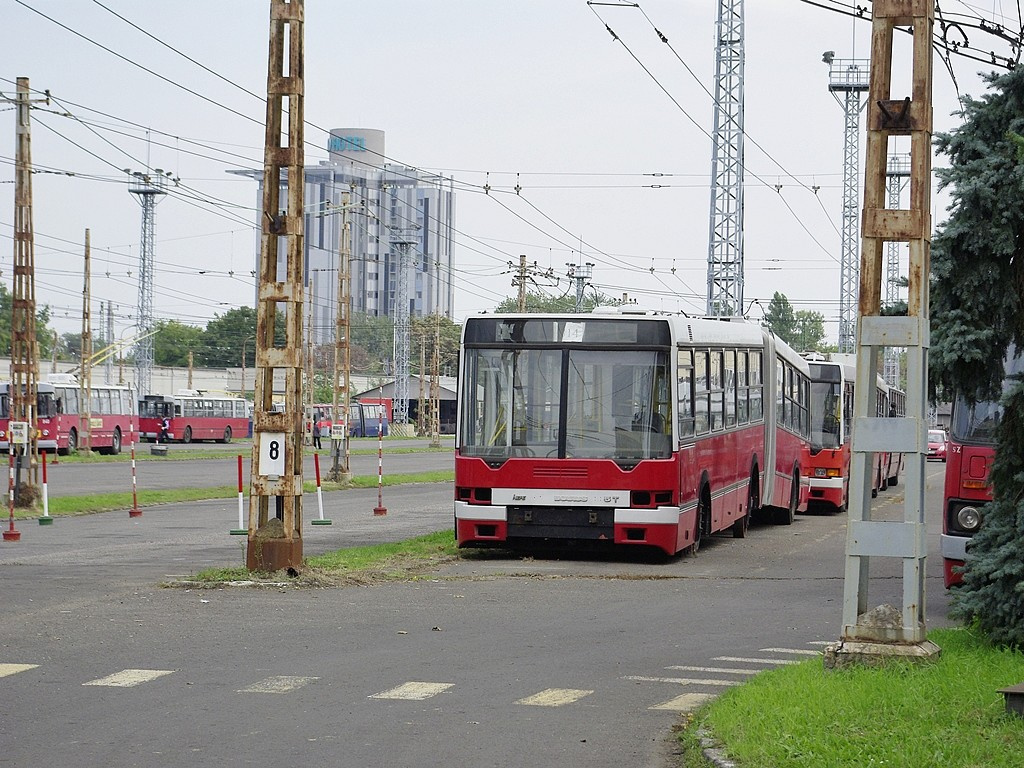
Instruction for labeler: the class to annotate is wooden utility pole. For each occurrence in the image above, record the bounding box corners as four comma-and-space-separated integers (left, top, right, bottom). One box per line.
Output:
80, 229, 92, 453
327, 194, 353, 483
247, 0, 305, 572
187, 351, 194, 389
7, 77, 48, 496
825, 0, 939, 667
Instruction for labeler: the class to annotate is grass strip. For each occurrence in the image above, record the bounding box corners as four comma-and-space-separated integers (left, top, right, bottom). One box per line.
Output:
19, 470, 454, 518
192, 529, 458, 584
46, 445, 450, 463
683, 626, 1024, 768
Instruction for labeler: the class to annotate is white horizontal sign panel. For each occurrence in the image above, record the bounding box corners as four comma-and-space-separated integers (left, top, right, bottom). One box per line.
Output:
491, 488, 628, 506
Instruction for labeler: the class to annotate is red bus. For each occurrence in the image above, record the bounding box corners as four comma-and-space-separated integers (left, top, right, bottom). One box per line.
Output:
939, 356, 1018, 587
803, 358, 896, 513
0, 374, 136, 455
138, 390, 251, 443
454, 312, 811, 556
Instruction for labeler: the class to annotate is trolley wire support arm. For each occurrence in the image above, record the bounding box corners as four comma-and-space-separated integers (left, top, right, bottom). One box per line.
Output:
825, 0, 940, 669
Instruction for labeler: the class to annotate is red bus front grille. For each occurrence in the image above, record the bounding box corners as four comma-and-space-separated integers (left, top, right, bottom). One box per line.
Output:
534, 466, 588, 479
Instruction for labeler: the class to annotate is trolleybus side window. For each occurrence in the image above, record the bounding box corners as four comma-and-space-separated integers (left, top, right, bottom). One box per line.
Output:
710, 350, 724, 431
724, 349, 737, 428
736, 350, 748, 424
694, 350, 710, 435
749, 351, 763, 421
677, 348, 695, 438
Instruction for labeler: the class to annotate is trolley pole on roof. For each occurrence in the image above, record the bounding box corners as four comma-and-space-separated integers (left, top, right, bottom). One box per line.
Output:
246, 0, 306, 572
824, 0, 939, 668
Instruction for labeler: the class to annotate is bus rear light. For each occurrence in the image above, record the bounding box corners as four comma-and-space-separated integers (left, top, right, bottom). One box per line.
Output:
630, 491, 673, 507
962, 479, 988, 490
956, 506, 981, 531
456, 487, 492, 504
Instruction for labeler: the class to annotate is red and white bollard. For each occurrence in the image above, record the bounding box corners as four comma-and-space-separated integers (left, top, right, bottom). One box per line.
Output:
311, 452, 331, 526
128, 416, 142, 518
4, 449, 20, 541
373, 412, 387, 516
38, 451, 52, 525
230, 454, 246, 535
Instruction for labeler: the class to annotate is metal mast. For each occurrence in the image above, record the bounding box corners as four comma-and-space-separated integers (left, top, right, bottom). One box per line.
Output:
127, 169, 169, 396
7, 77, 45, 503
390, 226, 418, 428
884, 153, 910, 387
826, 56, 869, 352
247, 0, 305, 571
706, 0, 745, 317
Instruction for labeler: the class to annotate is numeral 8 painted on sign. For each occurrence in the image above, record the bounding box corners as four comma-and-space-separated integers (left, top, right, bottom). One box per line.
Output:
269, 441, 280, 460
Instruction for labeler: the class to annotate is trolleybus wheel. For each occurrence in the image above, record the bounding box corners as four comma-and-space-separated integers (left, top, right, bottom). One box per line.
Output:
63, 428, 78, 456
691, 489, 711, 555
182, 426, 193, 444
733, 481, 756, 539
221, 426, 232, 444
109, 428, 121, 456
773, 473, 797, 525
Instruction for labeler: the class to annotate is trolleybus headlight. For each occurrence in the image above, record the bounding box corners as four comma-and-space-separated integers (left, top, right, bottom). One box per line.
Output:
956, 506, 981, 531
814, 468, 827, 478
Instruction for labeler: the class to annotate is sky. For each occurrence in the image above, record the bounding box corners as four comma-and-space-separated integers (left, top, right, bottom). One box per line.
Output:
1, 0, 1021, 349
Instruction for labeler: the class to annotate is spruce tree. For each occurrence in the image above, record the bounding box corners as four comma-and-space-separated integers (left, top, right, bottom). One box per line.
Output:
930, 67, 1024, 646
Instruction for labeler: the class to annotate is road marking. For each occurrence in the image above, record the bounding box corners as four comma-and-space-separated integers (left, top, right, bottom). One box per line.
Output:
665, 665, 758, 675
713, 657, 799, 665
650, 692, 715, 711
808, 641, 832, 646
238, 676, 319, 694
83, 669, 174, 687
0, 663, 39, 678
759, 648, 821, 656
369, 682, 454, 701
516, 688, 593, 707
625, 676, 740, 687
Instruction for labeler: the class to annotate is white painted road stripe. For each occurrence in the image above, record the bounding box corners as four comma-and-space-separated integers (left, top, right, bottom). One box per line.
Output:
759, 648, 821, 656
625, 676, 740, 687
370, 682, 454, 701
83, 669, 174, 687
666, 665, 758, 675
516, 688, 593, 707
0, 663, 39, 678
650, 692, 715, 711
713, 657, 799, 665
238, 676, 319, 694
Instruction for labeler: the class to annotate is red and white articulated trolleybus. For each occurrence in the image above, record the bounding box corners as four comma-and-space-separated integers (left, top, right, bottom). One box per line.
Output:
0, 382, 57, 454
939, 355, 1021, 587
803, 358, 896, 513
454, 311, 811, 556
138, 390, 251, 443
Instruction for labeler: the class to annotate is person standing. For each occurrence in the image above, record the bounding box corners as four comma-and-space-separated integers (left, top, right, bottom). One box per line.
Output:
312, 415, 322, 450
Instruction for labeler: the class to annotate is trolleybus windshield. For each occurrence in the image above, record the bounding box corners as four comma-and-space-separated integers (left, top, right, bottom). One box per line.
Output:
460, 347, 670, 462
807, 365, 842, 450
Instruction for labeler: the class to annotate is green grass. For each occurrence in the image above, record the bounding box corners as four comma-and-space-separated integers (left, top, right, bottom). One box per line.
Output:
191, 529, 458, 583
45, 443, 450, 463
683, 627, 1024, 768
18, 470, 454, 519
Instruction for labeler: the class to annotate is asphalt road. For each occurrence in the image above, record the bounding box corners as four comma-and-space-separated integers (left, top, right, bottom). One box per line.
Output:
0, 461, 954, 768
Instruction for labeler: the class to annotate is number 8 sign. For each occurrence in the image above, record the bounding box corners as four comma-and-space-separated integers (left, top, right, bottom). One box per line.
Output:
259, 432, 286, 476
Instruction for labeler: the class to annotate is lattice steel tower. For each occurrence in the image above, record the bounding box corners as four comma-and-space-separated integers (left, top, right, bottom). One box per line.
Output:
390, 225, 418, 427
706, 0, 744, 317
127, 169, 169, 396
884, 153, 910, 387
826, 56, 869, 352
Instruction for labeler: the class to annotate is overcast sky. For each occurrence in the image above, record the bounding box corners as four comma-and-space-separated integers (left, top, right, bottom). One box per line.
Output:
1, 1, 1019, 346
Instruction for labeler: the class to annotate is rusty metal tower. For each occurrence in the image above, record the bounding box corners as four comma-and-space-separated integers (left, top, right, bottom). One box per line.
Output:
127, 169, 169, 397
706, 0, 744, 317
247, 0, 306, 571
826, 55, 870, 352
7, 77, 47, 495
827, 0, 939, 667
